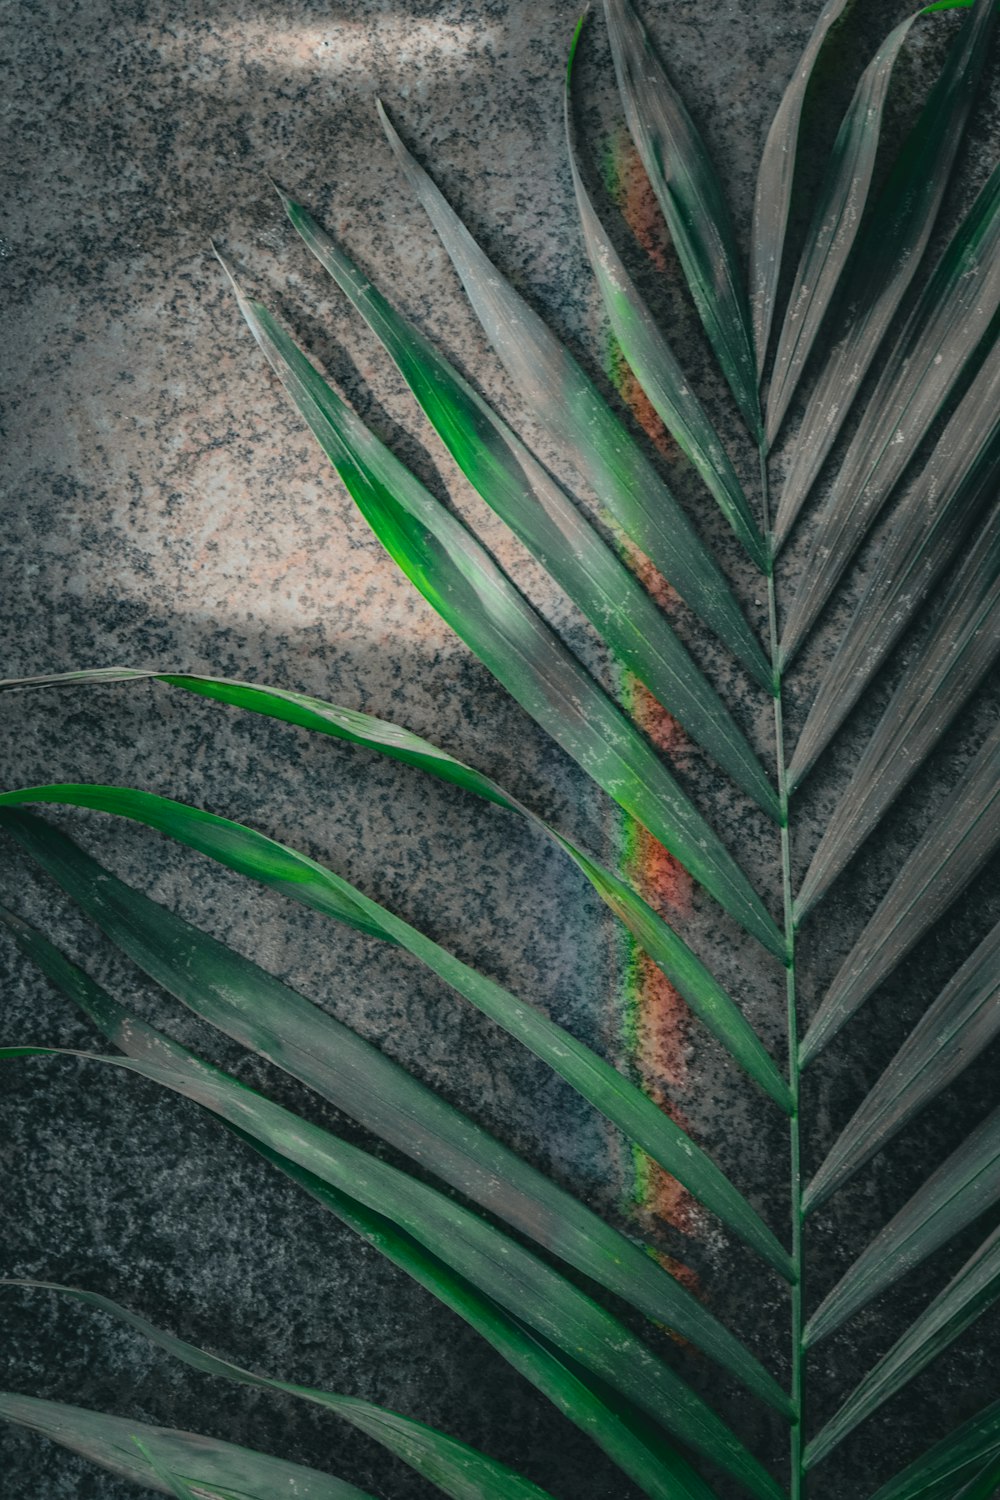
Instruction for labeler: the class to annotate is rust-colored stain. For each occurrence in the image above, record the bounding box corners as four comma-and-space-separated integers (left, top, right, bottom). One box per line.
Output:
606, 124, 703, 1270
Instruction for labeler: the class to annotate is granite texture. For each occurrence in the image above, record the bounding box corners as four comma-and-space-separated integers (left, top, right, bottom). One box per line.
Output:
1, 0, 999, 1496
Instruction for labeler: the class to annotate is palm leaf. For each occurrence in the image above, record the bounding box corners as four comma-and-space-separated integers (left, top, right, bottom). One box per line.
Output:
13, 938, 707, 1500
273, 185, 777, 811
953, 1452, 1000, 1500
794, 503, 1000, 912
869, 1397, 1000, 1500
7, 1284, 558, 1500
805, 1224, 1000, 1468
798, 717, 1000, 1061
564, 16, 766, 568
764, 9, 921, 445
0, 667, 790, 1108
803, 1104, 1000, 1346
774, 0, 996, 538
1, 1046, 784, 1497
0, 812, 790, 1409
0, 1395, 375, 1500
374, 100, 774, 689
749, 0, 852, 376
0, 783, 794, 1277
778, 180, 1000, 659
603, 0, 759, 434
221, 271, 784, 958
804, 918, 1000, 1212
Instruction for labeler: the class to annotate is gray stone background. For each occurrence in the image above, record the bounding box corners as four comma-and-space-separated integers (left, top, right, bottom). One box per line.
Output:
1, 0, 998, 1496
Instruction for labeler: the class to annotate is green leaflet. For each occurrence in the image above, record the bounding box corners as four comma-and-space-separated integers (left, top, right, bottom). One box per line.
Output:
794, 504, 1000, 914
0, 669, 792, 1109
603, 0, 759, 434
806, 1224, 1000, 1468
1, 1040, 784, 1499
273, 191, 777, 815
804, 1104, 1000, 1347
774, 0, 996, 538
3, 929, 715, 1500
749, 0, 852, 376
0, 1394, 375, 1500
222, 276, 785, 960
799, 719, 1000, 1062
0, 811, 790, 1411
0, 782, 794, 1278
373, 102, 774, 691
805, 920, 1000, 1213
786, 447, 1000, 795
764, 10, 921, 446
8, 1285, 556, 1500
564, 16, 766, 570
778, 171, 1000, 660
953, 1452, 1000, 1500
869, 1398, 1000, 1500
131, 1443, 203, 1500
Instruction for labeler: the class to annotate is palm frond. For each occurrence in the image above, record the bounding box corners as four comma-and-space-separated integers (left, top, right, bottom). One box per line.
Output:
794, 504, 1000, 909
799, 717, 1000, 1058
0, 1395, 376, 1500
1, 967, 782, 1498
6, 1284, 558, 1500
779, 163, 1000, 655
0, 811, 789, 1407
5, 0, 999, 1492
0, 667, 790, 1105
749, 0, 852, 376
603, 0, 759, 433
805, 1223, 1000, 1467
374, 101, 774, 689
565, 16, 766, 567
869, 1396, 1000, 1500
0, 783, 793, 1276
774, 0, 995, 538
273, 185, 777, 811
224, 275, 785, 957
764, 9, 921, 444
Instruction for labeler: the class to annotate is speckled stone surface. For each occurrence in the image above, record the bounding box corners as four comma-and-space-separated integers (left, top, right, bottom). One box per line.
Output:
2, 1, 999, 1496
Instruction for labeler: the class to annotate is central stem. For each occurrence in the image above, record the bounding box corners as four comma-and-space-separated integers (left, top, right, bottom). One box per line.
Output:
759, 444, 805, 1498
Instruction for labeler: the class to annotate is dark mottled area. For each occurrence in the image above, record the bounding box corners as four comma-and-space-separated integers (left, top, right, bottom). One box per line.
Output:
1, 0, 998, 1496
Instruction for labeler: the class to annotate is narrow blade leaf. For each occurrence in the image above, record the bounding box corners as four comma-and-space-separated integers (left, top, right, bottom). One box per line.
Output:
223, 274, 784, 958
375, 102, 774, 688
806, 1224, 1000, 1467
1, 1041, 785, 1498
795, 503, 1000, 913
774, 0, 996, 538
0, 1395, 374, 1500
765, 12, 921, 445
4, 937, 715, 1500
603, 0, 759, 432
954, 1453, 1000, 1500
799, 719, 1000, 1062
804, 1105, 1000, 1346
275, 188, 777, 815
565, 17, 766, 568
805, 919, 1000, 1213
7, 1285, 556, 1500
779, 207, 1000, 661
0, 814, 790, 1411
869, 1397, 1000, 1500
0, 669, 792, 1110
0, 784, 795, 1278
787, 452, 1000, 793
749, 0, 852, 375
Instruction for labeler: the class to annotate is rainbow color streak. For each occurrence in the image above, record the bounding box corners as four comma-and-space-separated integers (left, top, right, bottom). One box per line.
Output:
603, 125, 706, 1274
